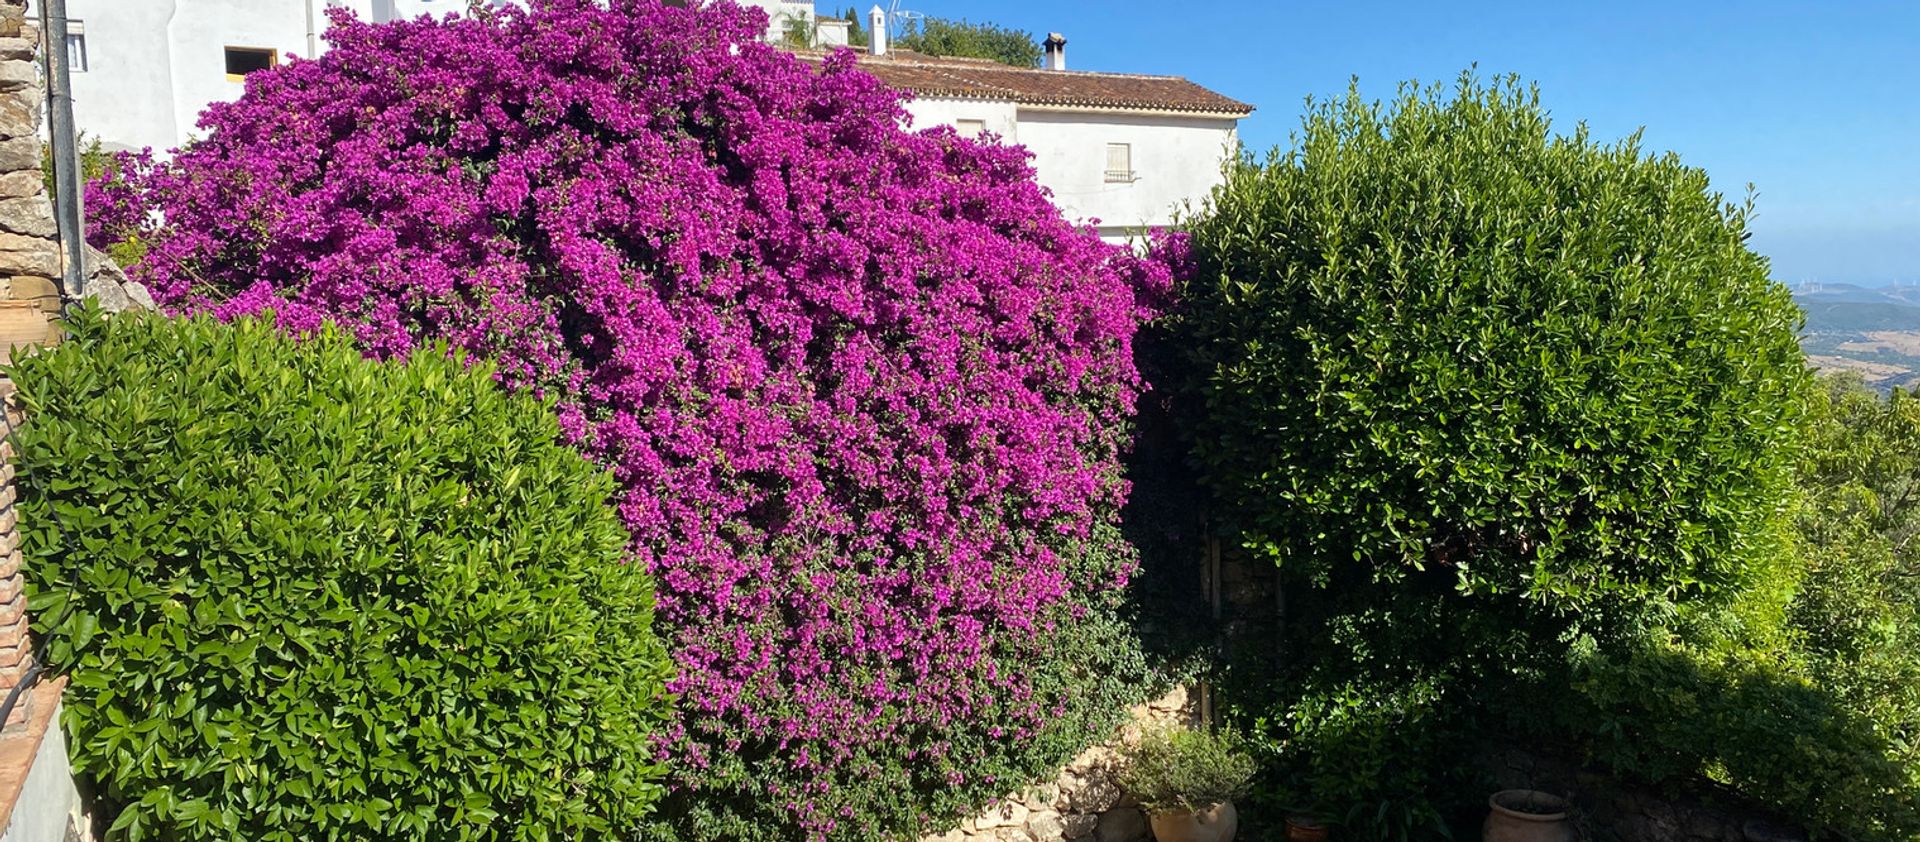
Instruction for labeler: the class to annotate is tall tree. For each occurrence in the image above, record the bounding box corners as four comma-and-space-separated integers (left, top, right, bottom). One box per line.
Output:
896, 17, 1040, 67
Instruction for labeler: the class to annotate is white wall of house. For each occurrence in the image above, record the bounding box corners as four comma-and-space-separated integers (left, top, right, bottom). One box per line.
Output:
68, 0, 342, 152
64, 1, 184, 152
903, 98, 1020, 142
905, 100, 1238, 240
63, 0, 787, 153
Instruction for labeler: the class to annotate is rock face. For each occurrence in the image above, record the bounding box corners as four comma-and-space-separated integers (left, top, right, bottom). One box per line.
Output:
83, 247, 153, 313
919, 686, 1197, 842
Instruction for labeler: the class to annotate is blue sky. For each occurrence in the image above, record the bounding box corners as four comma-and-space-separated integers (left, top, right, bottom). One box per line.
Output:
892, 0, 1920, 286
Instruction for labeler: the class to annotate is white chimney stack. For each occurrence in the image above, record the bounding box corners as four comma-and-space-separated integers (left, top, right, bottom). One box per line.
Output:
1043, 32, 1066, 70
869, 5, 887, 56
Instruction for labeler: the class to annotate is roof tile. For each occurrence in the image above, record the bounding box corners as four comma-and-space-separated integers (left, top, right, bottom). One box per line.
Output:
803, 50, 1254, 116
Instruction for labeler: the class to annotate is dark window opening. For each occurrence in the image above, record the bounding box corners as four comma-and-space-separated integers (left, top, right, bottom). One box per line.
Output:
224, 47, 276, 79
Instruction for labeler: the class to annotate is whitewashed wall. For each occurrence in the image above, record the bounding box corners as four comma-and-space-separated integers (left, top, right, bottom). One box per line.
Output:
902, 98, 1020, 140
1014, 109, 1236, 238
905, 99, 1238, 241
69, 0, 326, 152
65, 0, 781, 153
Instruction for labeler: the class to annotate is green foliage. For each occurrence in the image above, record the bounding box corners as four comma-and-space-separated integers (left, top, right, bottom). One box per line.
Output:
1169, 72, 1811, 838
1116, 725, 1257, 815
895, 17, 1040, 67
1179, 72, 1808, 632
779, 10, 814, 49
42, 131, 114, 198
10, 309, 674, 842
1239, 675, 1464, 842
838, 6, 869, 47
1565, 644, 1920, 841
1516, 374, 1920, 841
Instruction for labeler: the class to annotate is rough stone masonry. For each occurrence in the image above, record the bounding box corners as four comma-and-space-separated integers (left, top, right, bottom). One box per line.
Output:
919, 687, 1198, 842
0, 0, 149, 735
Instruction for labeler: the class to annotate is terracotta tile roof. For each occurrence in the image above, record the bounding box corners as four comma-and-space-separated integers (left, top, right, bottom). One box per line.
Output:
803, 50, 1254, 116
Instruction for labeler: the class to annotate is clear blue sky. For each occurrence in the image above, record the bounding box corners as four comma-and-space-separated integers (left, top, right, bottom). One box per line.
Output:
894, 0, 1920, 286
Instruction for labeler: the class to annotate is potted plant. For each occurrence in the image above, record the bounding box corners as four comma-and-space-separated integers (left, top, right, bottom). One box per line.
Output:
1483, 790, 1574, 842
1116, 724, 1258, 842
1282, 813, 1329, 842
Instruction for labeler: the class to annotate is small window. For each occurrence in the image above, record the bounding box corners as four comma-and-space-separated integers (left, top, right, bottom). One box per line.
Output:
224, 46, 278, 81
1104, 142, 1134, 183
955, 119, 986, 137
65, 21, 86, 73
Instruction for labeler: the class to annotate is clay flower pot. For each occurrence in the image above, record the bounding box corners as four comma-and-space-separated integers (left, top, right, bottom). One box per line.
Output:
1149, 800, 1239, 842
1284, 815, 1329, 842
1484, 790, 1575, 842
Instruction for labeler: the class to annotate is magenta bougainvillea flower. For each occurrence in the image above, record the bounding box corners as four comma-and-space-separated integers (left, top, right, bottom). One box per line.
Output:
90, 1, 1172, 837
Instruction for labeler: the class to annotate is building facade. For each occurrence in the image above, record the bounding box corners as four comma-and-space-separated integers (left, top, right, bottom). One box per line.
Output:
62, 1, 1249, 238
833, 12, 1251, 240
63, 0, 811, 153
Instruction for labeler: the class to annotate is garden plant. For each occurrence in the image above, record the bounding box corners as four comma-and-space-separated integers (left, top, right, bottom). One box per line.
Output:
1164, 74, 1824, 838
11, 309, 674, 841
87, 1, 1170, 838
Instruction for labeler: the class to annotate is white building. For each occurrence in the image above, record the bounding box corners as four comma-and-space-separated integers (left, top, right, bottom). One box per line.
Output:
61, 0, 812, 153
833, 10, 1251, 240
61, 1, 1249, 238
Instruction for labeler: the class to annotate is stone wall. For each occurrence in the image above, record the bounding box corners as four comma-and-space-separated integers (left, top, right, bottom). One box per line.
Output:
0, 0, 50, 739
0, 0, 57, 323
0, 3, 122, 839
921, 687, 1198, 842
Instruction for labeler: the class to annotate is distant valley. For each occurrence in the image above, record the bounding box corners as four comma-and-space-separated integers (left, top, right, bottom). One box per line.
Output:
1794, 282, 1920, 391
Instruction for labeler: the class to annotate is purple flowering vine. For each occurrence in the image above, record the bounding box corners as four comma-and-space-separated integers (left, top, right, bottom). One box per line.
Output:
89, 1, 1172, 837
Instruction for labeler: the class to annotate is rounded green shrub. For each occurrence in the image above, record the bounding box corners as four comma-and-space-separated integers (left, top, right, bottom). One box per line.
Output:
1178, 73, 1808, 628
9, 309, 673, 842
1167, 73, 1812, 837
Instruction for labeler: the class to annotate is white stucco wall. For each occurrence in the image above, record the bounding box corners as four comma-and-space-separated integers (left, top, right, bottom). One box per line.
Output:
1014, 109, 1236, 238
905, 99, 1239, 241
901, 98, 1019, 140
68, 0, 327, 152
66, 0, 183, 152
66, 0, 781, 153
0, 701, 88, 842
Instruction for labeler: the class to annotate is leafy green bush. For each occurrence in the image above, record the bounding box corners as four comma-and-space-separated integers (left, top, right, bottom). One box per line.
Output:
1167, 72, 1810, 837
1566, 644, 1920, 840
1178, 72, 1807, 633
895, 17, 1041, 67
11, 309, 673, 842
1116, 725, 1257, 815
1241, 674, 1465, 842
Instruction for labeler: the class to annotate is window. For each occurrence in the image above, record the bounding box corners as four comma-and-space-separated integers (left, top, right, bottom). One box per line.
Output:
1104, 142, 1135, 183
955, 119, 986, 137
224, 47, 278, 81
65, 21, 85, 72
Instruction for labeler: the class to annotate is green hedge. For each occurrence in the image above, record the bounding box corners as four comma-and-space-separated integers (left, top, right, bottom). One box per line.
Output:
1170, 73, 1811, 837
1177, 73, 1807, 629
10, 309, 673, 841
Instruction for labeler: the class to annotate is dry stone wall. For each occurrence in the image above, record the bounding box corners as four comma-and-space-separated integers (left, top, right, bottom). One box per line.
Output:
920, 687, 1197, 842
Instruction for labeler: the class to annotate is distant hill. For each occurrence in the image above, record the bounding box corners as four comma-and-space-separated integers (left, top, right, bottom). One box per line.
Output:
1792, 282, 1920, 391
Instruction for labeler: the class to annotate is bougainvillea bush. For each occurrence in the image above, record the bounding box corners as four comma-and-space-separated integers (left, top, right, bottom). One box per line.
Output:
91, 1, 1167, 838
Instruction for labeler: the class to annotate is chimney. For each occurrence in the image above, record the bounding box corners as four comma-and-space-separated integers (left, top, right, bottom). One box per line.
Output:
1043, 32, 1066, 70
869, 5, 887, 56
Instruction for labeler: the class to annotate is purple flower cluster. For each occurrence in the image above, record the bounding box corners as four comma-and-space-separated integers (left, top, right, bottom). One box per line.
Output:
90, 1, 1169, 836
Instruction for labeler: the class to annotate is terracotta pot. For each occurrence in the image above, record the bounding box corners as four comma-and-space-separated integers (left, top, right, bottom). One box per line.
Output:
1285, 815, 1329, 842
1484, 790, 1575, 842
1148, 800, 1239, 842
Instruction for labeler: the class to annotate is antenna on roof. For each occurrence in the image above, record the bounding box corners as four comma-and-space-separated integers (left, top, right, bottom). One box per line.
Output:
884, 0, 922, 39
